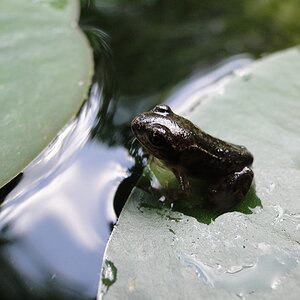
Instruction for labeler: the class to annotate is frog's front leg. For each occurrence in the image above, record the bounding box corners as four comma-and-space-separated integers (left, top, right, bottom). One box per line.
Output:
157, 169, 191, 205
173, 169, 191, 193
207, 167, 254, 213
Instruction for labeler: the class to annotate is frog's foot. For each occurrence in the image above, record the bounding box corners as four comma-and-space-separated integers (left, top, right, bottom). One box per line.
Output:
149, 186, 187, 207
206, 167, 254, 213
150, 172, 192, 207
161, 188, 187, 205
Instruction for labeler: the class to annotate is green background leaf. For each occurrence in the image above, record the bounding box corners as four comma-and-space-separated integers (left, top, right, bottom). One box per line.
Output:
0, 0, 93, 188
100, 47, 300, 299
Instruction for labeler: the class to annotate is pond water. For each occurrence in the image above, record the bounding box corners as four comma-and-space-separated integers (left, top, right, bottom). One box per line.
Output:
1, 1, 300, 299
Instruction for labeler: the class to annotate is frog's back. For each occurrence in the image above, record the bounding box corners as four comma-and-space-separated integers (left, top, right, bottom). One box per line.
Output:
178, 128, 253, 179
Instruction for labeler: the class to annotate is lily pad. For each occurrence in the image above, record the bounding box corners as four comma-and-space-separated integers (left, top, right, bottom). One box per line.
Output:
99, 47, 300, 299
0, 0, 93, 188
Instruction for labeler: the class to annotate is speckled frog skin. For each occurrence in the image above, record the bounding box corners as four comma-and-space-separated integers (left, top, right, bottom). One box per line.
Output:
131, 105, 254, 212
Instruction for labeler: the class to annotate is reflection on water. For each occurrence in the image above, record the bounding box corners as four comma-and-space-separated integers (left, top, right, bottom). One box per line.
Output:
0, 85, 134, 298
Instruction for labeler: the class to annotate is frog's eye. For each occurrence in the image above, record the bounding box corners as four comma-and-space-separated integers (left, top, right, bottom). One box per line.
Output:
152, 105, 172, 115
148, 131, 166, 148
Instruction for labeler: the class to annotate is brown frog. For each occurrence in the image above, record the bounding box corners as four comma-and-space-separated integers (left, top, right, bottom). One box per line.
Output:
131, 105, 254, 212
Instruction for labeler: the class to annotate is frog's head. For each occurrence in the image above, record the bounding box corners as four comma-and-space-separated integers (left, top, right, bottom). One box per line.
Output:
131, 105, 194, 162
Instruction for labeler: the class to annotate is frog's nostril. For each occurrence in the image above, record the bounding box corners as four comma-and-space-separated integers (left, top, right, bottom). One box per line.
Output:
131, 119, 138, 129
131, 117, 142, 132
131, 115, 138, 124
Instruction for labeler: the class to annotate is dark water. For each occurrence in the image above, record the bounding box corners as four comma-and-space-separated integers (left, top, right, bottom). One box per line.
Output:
1, 0, 300, 299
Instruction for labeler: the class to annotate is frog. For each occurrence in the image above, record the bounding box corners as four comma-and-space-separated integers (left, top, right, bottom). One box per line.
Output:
131, 104, 254, 213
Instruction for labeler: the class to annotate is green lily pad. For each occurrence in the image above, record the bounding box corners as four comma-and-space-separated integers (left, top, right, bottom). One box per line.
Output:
99, 47, 300, 299
0, 0, 93, 188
